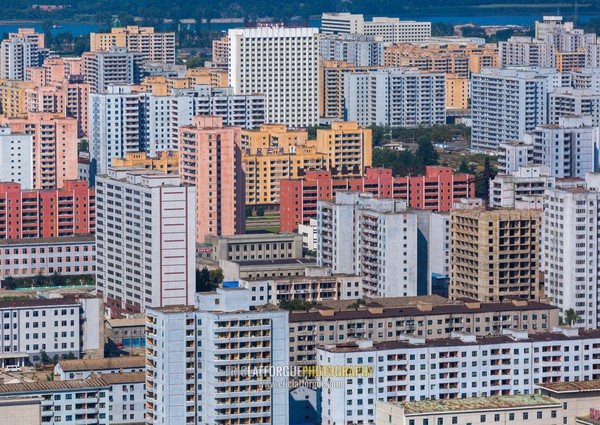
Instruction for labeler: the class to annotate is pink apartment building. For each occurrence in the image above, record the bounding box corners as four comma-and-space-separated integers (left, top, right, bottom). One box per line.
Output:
0, 112, 78, 189
179, 115, 245, 242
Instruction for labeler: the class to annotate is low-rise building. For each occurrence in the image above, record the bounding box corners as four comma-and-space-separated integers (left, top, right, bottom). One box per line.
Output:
205, 233, 303, 262
0, 294, 103, 365
318, 327, 600, 425
0, 234, 96, 281
54, 357, 146, 381
220, 258, 318, 281
104, 317, 146, 353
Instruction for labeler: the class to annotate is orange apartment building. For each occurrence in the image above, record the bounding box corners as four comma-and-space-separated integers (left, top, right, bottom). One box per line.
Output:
0, 112, 78, 190
179, 116, 245, 242
280, 166, 475, 232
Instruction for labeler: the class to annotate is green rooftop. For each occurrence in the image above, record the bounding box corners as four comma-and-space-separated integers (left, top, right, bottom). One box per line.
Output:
402, 395, 561, 414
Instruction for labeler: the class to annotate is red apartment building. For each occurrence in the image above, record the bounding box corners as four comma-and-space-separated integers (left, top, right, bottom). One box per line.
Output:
0, 180, 95, 239
280, 166, 475, 232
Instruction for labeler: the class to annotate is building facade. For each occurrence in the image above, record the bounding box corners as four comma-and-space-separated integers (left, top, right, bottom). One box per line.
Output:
95, 167, 196, 316
90, 26, 176, 64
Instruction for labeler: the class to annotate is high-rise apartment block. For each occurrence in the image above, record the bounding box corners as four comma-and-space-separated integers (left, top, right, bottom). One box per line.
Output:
499, 36, 555, 67
497, 140, 535, 175
280, 166, 474, 232
549, 88, 600, 127
0, 126, 33, 189
535, 16, 573, 40
318, 192, 419, 297
319, 34, 384, 66
489, 165, 554, 209
179, 116, 245, 242
95, 167, 196, 316
90, 26, 176, 64
83, 47, 145, 93
1, 29, 44, 81
345, 68, 446, 127
0, 180, 94, 239
542, 173, 600, 328
316, 121, 372, 172
145, 288, 289, 425
530, 115, 600, 178
0, 112, 78, 190
450, 207, 541, 302
89, 84, 265, 175
471, 68, 562, 151
229, 26, 319, 127
321, 13, 431, 43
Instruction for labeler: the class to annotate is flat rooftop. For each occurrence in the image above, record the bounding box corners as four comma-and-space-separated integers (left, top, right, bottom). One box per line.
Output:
538, 379, 600, 393
57, 356, 145, 372
0, 234, 95, 246
400, 394, 560, 414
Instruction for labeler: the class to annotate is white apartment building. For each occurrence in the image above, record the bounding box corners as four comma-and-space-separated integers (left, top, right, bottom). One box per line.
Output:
0, 294, 103, 364
83, 47, 145, 93
229, 26, 318, 127
499, 37, 555, 68
317, 192, 418, 298
89, 84, 265, 175
145, 288, 289, 425
344, 68, 446, 127
549, 88, 600, 128
319, 33, 384, 66
530, 115, 600, 178
0, 126, 33, 189
542, 173, 600, 328
321, 13, 431, 43
568, 67, 600, 92
489, 165, 555, 209
95, 167, 196, 316
471, 68, 562, 151
535, 16, 573, 40
546, 28, 596, 53
318, 327, 600, 425
1, 36, 41, 80
497, 139, 535, 175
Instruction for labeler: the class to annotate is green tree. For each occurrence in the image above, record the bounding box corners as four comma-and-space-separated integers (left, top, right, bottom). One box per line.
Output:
46, 373, 54, 381
196, 267, 222, 292
256, 206, 265, 217
458, 158, 475, 174
245, 206, 253, 218
416, 140, 439, 168
209, 268, 224, 288
78, 139, 89, 153
279, 299, 314, 311
2, 276, 15, 290
40, 350, 51, 365
50, 272, 63, 286
347, 299, 366, 311
563, 308, 580, 327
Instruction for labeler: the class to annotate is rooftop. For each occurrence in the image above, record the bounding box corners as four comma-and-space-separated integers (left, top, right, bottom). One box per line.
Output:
400, 395, 560, 414
106, 317, 146, 328
0, 234, 95, 246
57, 356, 145, 372
538, 379, 600, 393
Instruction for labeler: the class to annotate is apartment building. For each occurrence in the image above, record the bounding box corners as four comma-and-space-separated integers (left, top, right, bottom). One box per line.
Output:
318, 60, 382, 121
1, 29, 44, 81
229, 26, 319, 127
111, 151, 179, 174
211, 35, 229, 68
0, 372, 145, 424
0, 126, 33, 189
535, 16, 573, 40
220, 258, 318, 281
319, 33, 384, 66
316, 121, 373, 173
546, 28, 596, 52
499, 37, 555, 68
321, 13, 431, 43
450, 207, 541, 302
0, 180, 94, 239
90, 26, 176, 64
345, 68, 446, 127
145, 288, 289, 425
205, 233, 303, 262
376, 395, 562, 425
179, 116, 245, 242
89, 84, 265, 175
241, 124, 328, 207
0, 79, 35, 117
497, 140, 535, 175
446, 74, 469, 110
95, 167, 196, 316
530, 115, 600, 178
289, 297, 559, 370
318, 192, 418, 297
489, 165, 555, 209
0, 294, 103, 364
471, 68, 562, 151
186, 67, 229, 87
318, 327, 600, 425
280, 166, 474, 232
542, 173, 600, 328
549, 88, 600, 128
0, 112, 78, 190
82, 47, 145, 93
556, 49, 587, 72
384, 44, 473, 78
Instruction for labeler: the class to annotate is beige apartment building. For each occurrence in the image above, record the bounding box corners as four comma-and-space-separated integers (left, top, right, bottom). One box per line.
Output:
450, 208, 541, 302
90, 26, 176, 64
288, 297, 559, 368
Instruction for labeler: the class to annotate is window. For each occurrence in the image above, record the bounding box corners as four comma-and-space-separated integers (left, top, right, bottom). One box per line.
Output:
523, 413, 529, 420
481, 415, 487, 422
509, 413, 515, 421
